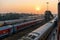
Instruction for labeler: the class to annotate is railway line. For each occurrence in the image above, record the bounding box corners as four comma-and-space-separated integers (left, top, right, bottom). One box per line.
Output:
2, 20, 46, 40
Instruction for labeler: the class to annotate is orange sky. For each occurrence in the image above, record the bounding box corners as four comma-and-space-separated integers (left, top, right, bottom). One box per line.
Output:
0, 0, 58, 14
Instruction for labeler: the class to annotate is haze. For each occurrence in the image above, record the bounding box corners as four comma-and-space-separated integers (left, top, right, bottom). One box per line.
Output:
0, 0, 58, 14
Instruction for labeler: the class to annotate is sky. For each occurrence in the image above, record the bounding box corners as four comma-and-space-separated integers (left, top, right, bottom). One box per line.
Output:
0, 0, 58, 14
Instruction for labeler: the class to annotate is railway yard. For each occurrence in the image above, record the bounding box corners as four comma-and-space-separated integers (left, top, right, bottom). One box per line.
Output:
2, 19, 45, 40
0, 0, 59, 40
0, 16, 57, 40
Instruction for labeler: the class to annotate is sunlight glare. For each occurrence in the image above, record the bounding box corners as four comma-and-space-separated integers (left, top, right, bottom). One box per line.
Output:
35, 7, 40, 11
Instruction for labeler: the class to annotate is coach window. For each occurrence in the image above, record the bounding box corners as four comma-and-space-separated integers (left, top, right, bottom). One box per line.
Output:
28, 35, 32, 37
31, 35, 36, 39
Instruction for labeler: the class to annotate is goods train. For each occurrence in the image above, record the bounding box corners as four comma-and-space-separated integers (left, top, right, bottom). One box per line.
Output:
0, 19, 42, 38
20, 16, 58, 40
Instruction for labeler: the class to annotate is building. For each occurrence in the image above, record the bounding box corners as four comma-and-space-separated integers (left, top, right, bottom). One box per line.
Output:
44, 10, 54, 22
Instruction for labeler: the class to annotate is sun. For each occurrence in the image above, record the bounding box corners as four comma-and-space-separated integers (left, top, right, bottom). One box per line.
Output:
35, 7, 40, 11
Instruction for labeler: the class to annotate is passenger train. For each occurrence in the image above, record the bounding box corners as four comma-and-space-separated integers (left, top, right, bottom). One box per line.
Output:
0, 18, 37, 27
0, 19, 43, 38
20, 16, 58, 40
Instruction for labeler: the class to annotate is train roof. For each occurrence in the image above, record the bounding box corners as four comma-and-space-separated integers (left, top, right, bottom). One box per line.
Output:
4, 19, 24, 22
13, 19, 42, 26
30, 22, 53, 36
0, 25, 12, 30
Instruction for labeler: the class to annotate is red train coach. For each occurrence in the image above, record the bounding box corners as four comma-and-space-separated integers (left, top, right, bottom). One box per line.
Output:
13, 19, 42, 32
0, 25, 13, 37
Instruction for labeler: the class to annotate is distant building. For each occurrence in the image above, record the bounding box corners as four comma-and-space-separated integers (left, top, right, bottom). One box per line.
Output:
44, 10, 54, 22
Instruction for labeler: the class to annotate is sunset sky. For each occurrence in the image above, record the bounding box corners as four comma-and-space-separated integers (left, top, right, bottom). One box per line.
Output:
0, 0, 58, 14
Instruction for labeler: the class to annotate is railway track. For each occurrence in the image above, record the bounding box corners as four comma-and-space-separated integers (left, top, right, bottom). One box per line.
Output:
2, 20, 46, 40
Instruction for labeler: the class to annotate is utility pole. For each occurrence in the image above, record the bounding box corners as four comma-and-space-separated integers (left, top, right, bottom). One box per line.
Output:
46, 2, 49, 11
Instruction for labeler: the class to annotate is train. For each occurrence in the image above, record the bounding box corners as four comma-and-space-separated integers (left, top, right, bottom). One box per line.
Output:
0, 19, 43, 38
20, 16, 58, 40
0, 19, 24, 27
0, 18, 37, 27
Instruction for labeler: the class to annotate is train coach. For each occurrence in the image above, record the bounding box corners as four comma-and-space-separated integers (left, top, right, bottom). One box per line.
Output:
0, 25, 13, 37
0, 18, 41, 27
0, 19, 42, 38
20, 17, 57, 40
13, 19, 42, 32
0, 18, 33, 27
